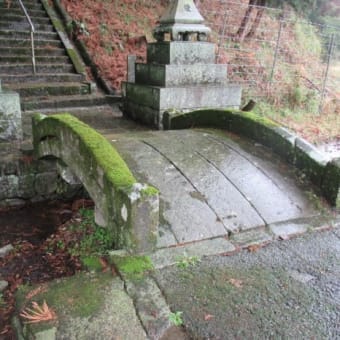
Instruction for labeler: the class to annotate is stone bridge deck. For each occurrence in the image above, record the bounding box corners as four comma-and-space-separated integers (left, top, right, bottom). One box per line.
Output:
105, 129, 321, 249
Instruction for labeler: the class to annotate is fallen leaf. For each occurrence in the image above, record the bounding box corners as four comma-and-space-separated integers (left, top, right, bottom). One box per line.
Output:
25, 285, 48, 301
20, 301, 56, 324
204, 314, 214, 321
229, 278, 243, 288
247, 244, 262, 252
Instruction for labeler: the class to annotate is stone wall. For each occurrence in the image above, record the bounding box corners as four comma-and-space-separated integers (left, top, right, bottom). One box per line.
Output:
0, 146, 83, 207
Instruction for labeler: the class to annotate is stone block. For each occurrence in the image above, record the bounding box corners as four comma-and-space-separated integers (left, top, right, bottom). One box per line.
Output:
0, 90, 22, 141
125, 83, 242, 111
34, 172, 58, 195
135, 63, 227, 87
147, 41, 215, 65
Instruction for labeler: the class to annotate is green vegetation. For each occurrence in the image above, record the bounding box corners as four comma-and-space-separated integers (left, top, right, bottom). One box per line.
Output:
112, 255, 154, 279
176, 255, 200, 269
169, 311, 184, 326
45, 207, 114, 271
68, 208, 115, 257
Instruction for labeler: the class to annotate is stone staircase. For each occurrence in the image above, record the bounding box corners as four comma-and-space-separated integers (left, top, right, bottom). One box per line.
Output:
0, 0, 109, 114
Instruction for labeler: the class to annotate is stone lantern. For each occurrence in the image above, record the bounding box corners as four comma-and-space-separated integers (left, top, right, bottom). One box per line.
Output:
153, 0, 211, 42
122, 0, 241, 129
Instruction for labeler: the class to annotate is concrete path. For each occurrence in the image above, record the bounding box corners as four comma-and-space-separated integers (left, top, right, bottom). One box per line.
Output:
153, 227, 340, 339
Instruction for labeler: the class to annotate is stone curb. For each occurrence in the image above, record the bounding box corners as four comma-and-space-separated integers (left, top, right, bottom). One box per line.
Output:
165, 109, 340, 208
51, 0, 116, 96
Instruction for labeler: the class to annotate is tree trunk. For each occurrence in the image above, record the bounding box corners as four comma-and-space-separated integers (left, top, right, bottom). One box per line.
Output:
246, 0, 266, 38
235, 0, 257, 42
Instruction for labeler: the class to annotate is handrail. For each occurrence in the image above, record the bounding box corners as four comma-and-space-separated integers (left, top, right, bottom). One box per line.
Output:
17, 0, 36, 74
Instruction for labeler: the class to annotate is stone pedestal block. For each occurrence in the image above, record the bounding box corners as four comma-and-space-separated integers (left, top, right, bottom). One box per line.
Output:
147, 42, 215, 65
0, 82, 22, 141
135, 63, 227, 87
123, 83, 241, 128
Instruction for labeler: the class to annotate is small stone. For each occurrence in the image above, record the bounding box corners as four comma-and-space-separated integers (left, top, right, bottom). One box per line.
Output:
0, 280, 8, 292
0, 244, 14, 258
289, 270, 315, 284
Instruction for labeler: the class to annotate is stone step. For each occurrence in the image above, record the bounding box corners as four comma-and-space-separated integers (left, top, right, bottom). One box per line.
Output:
1, 73, 85, 84
4, 82, 91, 98
0, 1, 43, 10
0, 29, 59, 40
0, 37, 62, 48
0, 13, 51, 24
0, 46, 66, 56
1, 8, 48, 18
0, 20, 55, 31
0, 63, 75, 74
0, 55, 70, 63
21, 94, 111, 111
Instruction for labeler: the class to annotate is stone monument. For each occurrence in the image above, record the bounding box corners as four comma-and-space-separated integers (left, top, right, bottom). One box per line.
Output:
0, 80, 22, 141
122, 0, 242, 129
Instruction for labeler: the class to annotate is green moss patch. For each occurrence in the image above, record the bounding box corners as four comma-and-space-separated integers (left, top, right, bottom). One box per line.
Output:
81, 256, 103, 272
112, 255, 154, 279
33, 113, 136, 190
16, 272, 112, 320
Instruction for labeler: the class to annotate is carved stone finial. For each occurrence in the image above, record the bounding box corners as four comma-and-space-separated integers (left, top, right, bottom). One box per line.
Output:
153, 0, 211, 42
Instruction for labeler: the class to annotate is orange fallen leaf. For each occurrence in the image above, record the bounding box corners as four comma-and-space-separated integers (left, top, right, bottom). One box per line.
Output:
20, 301, 56, 324
25, 285, 48, 301
204, 314, 215, 321
229, 278, 243, 288
247, 244, 262, 252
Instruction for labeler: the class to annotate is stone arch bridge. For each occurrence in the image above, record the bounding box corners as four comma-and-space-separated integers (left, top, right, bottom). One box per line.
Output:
32, 110, 339, 254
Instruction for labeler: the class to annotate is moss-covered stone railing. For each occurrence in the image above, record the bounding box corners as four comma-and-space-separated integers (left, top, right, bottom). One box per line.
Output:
163, 109, 339, 209
32, 113, 159, 253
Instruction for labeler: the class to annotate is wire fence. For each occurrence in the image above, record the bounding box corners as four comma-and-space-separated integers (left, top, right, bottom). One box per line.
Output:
200, 1, 339, 114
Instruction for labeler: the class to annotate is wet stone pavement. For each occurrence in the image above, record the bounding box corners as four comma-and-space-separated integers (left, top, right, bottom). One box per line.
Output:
107, 129, 333, 250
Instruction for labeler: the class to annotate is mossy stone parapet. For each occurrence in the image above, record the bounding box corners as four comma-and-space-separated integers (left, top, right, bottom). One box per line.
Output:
165, 108, 339, 207
321, 158, 340, 209
32, 113, 159, 253
295, 137, 330, 187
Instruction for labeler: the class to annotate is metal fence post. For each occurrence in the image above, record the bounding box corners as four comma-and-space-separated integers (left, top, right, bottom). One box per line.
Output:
270, 19, 283, 83
319, 33, 335, 114
216, 3, 229, 63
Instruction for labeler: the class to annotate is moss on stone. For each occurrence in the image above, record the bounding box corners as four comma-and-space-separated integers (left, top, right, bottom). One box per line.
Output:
16, 272, 112, 320
66, 48, 85, 74
81, 256, 103, 272
112, 255, 154, 278
34, 113, 136, 190
141, 185, 159, 197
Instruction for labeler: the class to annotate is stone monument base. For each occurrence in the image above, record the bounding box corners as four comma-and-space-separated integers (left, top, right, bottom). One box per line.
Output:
122, 83, 241, 129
